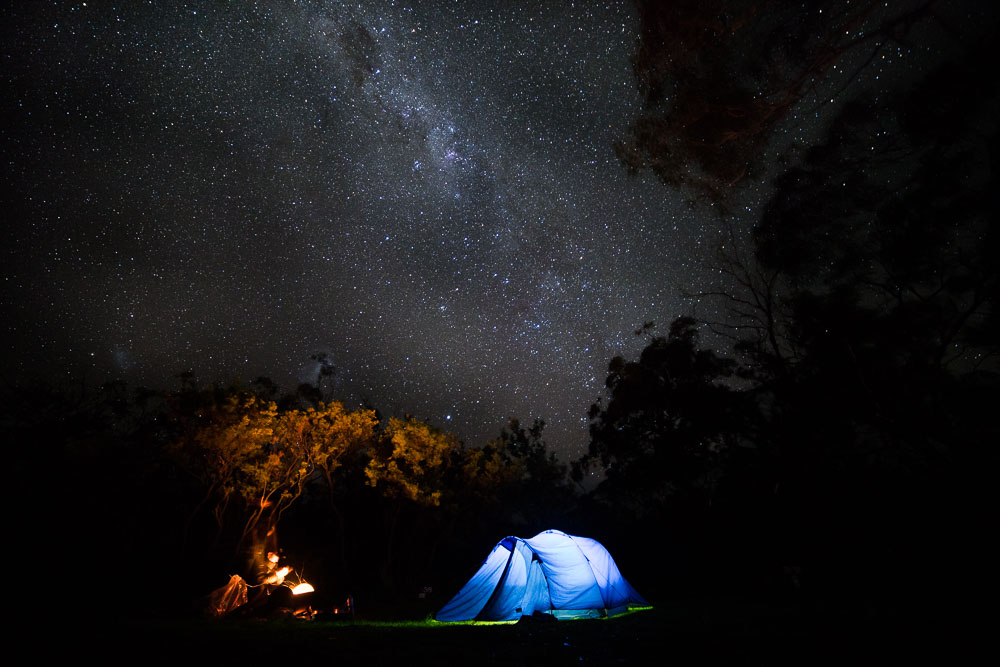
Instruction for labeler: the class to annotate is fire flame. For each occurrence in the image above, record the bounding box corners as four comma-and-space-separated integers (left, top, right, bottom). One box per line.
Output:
291, 583, 315, 595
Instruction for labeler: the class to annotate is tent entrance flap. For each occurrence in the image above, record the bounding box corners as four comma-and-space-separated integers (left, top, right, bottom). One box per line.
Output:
476, 539, 517, 620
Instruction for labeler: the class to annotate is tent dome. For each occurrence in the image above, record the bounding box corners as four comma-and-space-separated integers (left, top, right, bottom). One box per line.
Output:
436, 529, 647, 621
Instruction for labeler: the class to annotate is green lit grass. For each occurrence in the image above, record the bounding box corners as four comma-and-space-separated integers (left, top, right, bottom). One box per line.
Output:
71, 606, 663, 665
62, 602, 914, 665
345, 604, 654, 627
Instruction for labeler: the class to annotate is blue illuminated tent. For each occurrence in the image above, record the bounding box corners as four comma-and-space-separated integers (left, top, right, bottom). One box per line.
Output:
436, 529, 647, 621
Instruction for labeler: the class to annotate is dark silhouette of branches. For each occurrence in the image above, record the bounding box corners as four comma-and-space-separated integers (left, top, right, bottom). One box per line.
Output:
618, 0, 942, 202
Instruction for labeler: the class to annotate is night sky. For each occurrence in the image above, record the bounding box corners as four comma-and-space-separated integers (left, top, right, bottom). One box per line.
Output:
1, 1, 976, 458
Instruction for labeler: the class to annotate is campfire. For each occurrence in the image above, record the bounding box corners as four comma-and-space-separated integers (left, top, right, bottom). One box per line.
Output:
207, 572, 320, 618
206, 549, 320, 619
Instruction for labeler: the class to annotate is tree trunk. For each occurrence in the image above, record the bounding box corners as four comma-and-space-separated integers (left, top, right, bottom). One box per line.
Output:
381, 500, 403, 590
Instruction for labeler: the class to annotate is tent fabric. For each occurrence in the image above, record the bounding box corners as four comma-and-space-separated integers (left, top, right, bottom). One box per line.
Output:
436, 530, 647, 621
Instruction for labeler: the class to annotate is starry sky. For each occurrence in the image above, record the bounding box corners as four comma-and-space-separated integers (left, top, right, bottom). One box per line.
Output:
2, 1, 980, 459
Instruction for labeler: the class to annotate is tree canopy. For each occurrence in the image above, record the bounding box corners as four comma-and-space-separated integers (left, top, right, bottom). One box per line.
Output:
618, 0, 943, 201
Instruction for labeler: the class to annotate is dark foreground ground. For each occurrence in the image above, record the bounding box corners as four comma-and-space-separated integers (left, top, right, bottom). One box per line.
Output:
54, 600, 963, 666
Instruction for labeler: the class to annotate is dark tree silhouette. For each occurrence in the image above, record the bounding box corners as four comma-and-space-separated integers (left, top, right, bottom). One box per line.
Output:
580, 317, 746, 516
751, 50, 1000, 456
489, 417, 573, 530
618, 0, 942, 202
669, 45, 1000, 613
593, 15, 1000, 607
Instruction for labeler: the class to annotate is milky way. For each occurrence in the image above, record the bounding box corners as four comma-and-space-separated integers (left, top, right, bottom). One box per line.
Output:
4, 2, 755, 457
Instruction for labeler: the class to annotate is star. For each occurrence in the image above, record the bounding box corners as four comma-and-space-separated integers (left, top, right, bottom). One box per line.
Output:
8, 0, 944, 460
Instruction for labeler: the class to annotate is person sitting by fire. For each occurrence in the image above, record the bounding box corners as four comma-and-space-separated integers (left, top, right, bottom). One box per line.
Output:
241, 525, 293, 613
249, 524, 287, 587
257, 551, 289, 591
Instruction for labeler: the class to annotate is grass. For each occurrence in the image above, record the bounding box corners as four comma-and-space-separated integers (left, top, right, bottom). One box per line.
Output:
60, 601, 944, 665
77, 609, 665, 665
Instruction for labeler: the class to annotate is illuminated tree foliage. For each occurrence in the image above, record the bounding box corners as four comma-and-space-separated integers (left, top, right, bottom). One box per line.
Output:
365, 416, 459, 507
246, 402, 377, 545
169, 389, 378, 555
168, 392, 278, 544
290, 401, 378, 501
361, 416, 460, 587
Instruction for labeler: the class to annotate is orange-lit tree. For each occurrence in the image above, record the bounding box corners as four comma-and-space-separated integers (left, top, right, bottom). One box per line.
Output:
365, 416, 461, 587
170, 390, 377, 565
365, 416, 459, 506
169, 392, 278, 552
289, 401, 378, 577
299, 402, 379, 501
